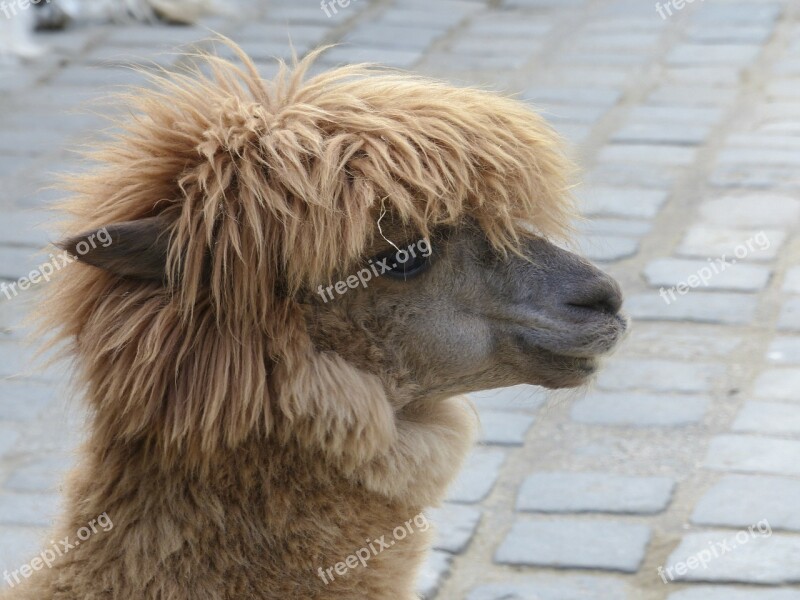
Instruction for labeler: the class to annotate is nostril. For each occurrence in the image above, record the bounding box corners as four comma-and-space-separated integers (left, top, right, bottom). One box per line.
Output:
566, 280, 623, 317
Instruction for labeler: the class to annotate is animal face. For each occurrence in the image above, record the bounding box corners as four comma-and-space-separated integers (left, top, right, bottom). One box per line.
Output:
305, 220, 627, 401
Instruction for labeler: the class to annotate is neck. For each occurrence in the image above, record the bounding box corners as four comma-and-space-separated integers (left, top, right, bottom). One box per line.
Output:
8, 395, 476, 600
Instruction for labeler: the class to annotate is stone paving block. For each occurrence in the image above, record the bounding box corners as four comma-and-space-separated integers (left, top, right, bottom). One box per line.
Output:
51, 65, 155, 88
648, 85, 738, 106
0, 296, 29, 337
623, 325, 743, 360
495, 518, 650, 573
556, 49, 649, 67
505, 0, 587, 7
466, 19, 553, 38
533, 65, 630, 86
0, 342, 50, 381
345, 25, 444, 50
698, 195, 800, 227
587, 163, 679, 189
524, 86, 622, 107
597, 359, 724, 393
321, 46, 422, 68
537, 103, 608, 124
627, 292, 758, 325
677, 226, 784, 262
664, 531, 800, 584
767, 337, 800, 364
578, 187, 669, 219
428, 504, 482, 554
690, 3, 782, 25
447, 448, 506, 504
0, 493, 61, 527
426, 52, 531, 71
450, 36, 543, 57
478, 411, 536, 446
467, 575, 631, 600
779, 298, 800, 332
228, 40, 300, 62
517, 471, 675, 514
577, 32, 660, 51
692, 474, 800, 531
0, 247, 44, 282
234, 23, 330, 44
705, 435, 800, 476
586, 16, 665, 32
0, 422, 21, 456
468, 385, 547, 413
103, 24, 210, 48
719, 148, 800, 167
554, 123, 591, 146
768, 80, 800, 100
380, 7, 471, 27
726, 133, 800, 152
767, 71, 800, 92
612, 122, 711, 145
577, 235, 639, 262
732, 401, 800, 435
629, 105, 724, 123
667, 44, 761, 66
0, 156, 34, 179
579, 218, 651, 238
0, 129, 66, 157
685, 25, 774, 45
598, 144, 698, 166
417, 550, 452, 600
644, 258, 771, 292
665, 66, 742, 86
5, 456, 74, 494
0, 211, 55, 249
0, 381, 57, 422
668, 588, 800, 600
753, 369, 800, 401
0, 527, 45, 576
571, 392, 709, 427
709, 164, 800, 191
16, 87, 104, 112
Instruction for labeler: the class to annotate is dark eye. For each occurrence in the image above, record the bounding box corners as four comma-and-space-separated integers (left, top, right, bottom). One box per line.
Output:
371, 241, 433, 280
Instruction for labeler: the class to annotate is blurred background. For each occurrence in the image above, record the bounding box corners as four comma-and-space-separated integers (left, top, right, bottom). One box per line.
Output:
1, 0, 799, 598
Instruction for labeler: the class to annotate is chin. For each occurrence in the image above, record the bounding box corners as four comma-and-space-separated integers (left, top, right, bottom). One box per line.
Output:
523, 352, 602, 389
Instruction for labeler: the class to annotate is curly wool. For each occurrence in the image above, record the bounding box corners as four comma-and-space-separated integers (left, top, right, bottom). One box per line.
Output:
38, 41, 575, 464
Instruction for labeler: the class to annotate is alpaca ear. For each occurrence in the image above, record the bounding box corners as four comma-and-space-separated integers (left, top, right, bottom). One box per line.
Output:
59, 216, 171, 281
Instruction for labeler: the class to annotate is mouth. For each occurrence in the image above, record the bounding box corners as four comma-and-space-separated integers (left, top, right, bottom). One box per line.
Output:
506, 313, 628, 389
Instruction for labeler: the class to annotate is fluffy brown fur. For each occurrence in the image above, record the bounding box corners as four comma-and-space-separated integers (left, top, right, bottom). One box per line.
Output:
2, 42, 575, 599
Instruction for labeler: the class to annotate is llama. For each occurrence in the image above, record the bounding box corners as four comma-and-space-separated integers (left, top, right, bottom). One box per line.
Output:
1, 44, 627, 599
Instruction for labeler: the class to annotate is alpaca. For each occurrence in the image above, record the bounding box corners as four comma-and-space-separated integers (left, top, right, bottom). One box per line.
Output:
0, 44, 627, 599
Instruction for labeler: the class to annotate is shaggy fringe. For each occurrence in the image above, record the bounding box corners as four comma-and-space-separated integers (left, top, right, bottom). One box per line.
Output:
36, 41, 576, 466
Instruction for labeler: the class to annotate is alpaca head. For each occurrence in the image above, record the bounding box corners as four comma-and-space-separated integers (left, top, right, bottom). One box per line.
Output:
305, 218, 625, 398
50, 44, 626, 465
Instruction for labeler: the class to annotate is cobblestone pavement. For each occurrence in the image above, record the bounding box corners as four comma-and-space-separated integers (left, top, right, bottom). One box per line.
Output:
1, 0, 800, 598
